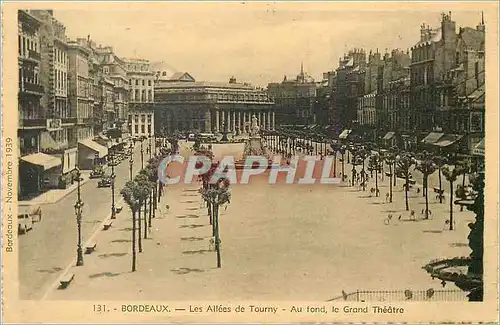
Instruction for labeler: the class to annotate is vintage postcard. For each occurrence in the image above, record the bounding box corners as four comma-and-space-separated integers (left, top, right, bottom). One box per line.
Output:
1, 1, 499, 323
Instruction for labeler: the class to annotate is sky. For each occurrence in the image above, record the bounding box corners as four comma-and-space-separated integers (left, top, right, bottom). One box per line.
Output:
48, 2, 490, 87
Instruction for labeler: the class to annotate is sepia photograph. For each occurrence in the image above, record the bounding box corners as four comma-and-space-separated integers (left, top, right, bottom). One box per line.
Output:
1, 1, 498, 323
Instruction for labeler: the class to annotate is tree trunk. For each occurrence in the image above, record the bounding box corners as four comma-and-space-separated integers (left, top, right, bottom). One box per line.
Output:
460, 173, 466, 212
375, 166, 378, 197
333, 153, 337, 177
215, 203, 221, 268
132, 210, 137, 272
438, 168, 443, 203
144, 199, 148, 239
422, 176, 426, 197
393, 162, 397, 186
341, 153, 345, 180
389, 164, 393, 203
449, 181, 454, 230
138, 204, 143, 252
405, 175, 409, 211
208, 201, 212, 225
425, 176, 429, 219
362, 160, 366, 191
148, 192, 153, 228
157, 181, 162, 202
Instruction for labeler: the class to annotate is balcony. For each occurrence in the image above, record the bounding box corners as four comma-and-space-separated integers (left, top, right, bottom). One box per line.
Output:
19, 118, 46, 129
20, 82, 44, 95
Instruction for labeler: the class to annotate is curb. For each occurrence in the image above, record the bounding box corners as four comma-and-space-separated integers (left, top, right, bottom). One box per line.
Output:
40, 197, 125, 300
18, 175, 93, 207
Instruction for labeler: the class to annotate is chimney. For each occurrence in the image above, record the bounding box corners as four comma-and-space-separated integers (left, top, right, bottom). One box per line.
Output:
229, 76, 236, 84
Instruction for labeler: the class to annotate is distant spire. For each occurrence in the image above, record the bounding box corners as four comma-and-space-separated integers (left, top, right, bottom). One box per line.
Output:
481, 11, 484, 25
300, 61, 304, 75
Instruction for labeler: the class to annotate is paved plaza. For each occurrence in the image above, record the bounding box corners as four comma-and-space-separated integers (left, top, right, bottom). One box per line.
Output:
41, 141, 473, 301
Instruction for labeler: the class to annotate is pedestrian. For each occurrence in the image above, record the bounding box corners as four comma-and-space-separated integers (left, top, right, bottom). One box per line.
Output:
385, 192, 390, 202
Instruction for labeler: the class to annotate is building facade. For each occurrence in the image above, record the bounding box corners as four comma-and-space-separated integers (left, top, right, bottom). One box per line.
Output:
267, 64, 317, 126
154, 74, 275, 134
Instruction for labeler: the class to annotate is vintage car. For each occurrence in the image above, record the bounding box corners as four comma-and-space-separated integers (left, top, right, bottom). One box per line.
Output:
98, 176, 113, 188
18, 213, 33, 234
90, 166, 105, 179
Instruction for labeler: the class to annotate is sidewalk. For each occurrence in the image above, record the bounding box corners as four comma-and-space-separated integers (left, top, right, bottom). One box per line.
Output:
18, 170, 92, 207
45, 182, 216, 300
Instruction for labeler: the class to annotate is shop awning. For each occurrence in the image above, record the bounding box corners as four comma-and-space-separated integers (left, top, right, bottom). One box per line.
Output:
421, 132, 444, 144
78, 139, 108, 158
339, 129, 352, 139
21, 152, 62, 170
382, 132, 395, 140
433, 134, 464, 147
472, 138, 485, 156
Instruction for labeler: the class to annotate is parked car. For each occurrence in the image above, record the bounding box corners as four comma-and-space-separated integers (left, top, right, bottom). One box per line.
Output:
98, 176, 113, 188
90, 165, 105, 179
18, 213, 33, 234
18, 206, 43, 223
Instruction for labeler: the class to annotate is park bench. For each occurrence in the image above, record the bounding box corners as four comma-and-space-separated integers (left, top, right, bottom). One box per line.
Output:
85, 241, 97, 254
103, 220, 113, 231
59, 272, 75, 289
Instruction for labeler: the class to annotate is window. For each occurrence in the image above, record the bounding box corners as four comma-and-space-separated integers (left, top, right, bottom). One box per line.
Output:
136, 80, 139, 85
148, 125, 151, 134
129, 79, 132, 86
103, 67, 109, 74
147, 115, 152, 122
148, 80, 151, 86
475, 62, 479, 81
142, 80, 145, 86
141, 125, 145, 134
135, 125, 139, 134
134, 115, 139, 123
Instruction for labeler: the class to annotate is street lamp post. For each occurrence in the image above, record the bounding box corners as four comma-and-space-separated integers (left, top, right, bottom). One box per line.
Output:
110, 153, 116, 219
129, 143, 134, 181
74, 168, 84, 266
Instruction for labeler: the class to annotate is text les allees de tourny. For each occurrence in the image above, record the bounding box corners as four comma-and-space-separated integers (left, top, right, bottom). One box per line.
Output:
118, 304, 405, 314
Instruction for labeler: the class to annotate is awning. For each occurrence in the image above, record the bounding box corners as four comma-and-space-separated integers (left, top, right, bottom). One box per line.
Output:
21, 152, 62, 170
421, 132, 444, 144
433, 134, 464, 147
472, 138, 485, 156
339, 129, 352, 139
382, 132, 395, 140
78, 139, 108, 158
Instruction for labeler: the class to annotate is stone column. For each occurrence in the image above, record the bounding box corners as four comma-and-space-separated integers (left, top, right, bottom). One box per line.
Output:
221, 110, 226, 131
263, 113, 266, 131
243, 111, 248, 133
238, 111, 241, 134
215, 109, 220, 133
204, 109, 211, 133
272, 111, 275, 130
232, 110, 236, 134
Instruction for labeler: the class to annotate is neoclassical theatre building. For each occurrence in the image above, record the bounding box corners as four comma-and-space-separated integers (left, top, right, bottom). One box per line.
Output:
153, 72, 275, 134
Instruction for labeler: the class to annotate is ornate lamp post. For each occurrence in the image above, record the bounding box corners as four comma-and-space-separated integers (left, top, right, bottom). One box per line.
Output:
110, 152, 116, 219
74, 168, 84, 266
129, 143, 134, 181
